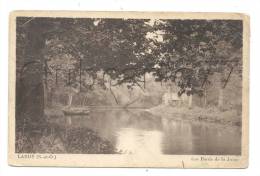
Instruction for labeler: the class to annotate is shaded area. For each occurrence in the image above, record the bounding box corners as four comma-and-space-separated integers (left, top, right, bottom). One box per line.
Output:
15, 124, 117, 154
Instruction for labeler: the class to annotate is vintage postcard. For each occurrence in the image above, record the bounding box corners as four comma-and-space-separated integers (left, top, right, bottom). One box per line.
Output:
9, 11, 249, 168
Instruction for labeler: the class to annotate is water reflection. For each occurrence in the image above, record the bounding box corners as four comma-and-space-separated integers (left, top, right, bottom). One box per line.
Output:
162, 118, 194, 154
116, 128, 162, 155
160, 118, 241, 155
64, 109, 241, 155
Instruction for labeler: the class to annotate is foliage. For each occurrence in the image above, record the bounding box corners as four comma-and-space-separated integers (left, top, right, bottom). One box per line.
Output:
17, 18, 242, 95
150, 20, 242, 94
65, 127, 116, 154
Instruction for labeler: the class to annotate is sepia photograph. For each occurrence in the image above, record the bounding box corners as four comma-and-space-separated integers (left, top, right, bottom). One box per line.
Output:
8, 11, 249, 168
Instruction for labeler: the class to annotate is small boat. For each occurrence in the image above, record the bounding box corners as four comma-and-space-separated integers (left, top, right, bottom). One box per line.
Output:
62, 107, 90, 116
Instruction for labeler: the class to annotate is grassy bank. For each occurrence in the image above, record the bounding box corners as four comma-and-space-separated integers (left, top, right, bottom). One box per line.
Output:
16, 124, 117, 154
146, 105, 242, 126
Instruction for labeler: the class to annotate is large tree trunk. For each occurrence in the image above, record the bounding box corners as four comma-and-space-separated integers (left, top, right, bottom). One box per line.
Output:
16, 19, 49, 131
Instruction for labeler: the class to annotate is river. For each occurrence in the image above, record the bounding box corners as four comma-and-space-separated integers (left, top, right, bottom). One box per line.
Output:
64, 109, 241, 155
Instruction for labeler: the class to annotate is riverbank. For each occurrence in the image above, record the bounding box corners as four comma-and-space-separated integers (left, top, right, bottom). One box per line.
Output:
146, 105, 242, 126
16, 124, 117, 154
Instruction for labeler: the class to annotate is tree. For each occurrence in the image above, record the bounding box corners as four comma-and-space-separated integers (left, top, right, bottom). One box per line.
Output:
16, 17, 243, 124
16, 17, 56, 127
148, 20, 242, 108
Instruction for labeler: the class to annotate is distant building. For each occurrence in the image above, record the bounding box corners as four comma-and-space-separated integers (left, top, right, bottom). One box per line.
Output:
162, 82, 189, 106
162, 92, 189, 106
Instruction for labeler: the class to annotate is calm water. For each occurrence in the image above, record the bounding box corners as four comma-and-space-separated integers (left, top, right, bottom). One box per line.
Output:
64, 109, 241, 155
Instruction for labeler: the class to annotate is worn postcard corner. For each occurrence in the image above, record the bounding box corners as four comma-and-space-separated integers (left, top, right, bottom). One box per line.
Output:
9, 11, 249, 168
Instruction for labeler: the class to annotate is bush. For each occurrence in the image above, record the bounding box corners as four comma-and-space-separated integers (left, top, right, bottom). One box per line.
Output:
15, 123, 116, 154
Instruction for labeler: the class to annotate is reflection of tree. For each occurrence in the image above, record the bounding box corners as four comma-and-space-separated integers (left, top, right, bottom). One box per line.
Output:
161, 118, 193, 154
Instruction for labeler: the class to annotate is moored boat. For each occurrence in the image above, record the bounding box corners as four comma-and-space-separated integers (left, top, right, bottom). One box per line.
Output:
62, 107, 90, 116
